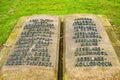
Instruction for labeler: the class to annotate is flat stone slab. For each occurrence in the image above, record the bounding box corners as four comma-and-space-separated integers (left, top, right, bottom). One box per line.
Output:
64, 14, 120, 80
1, 15, 60, 80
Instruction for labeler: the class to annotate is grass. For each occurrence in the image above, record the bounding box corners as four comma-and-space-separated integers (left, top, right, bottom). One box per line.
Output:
0, 0, 120, 46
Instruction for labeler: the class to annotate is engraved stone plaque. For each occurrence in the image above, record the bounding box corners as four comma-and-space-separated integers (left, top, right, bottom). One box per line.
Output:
64, 14, 120, 80
2, 15, 60, 80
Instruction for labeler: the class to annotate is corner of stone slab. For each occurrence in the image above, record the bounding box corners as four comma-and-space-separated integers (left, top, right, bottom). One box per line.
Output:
112, 69, 120, 79
16, 16, 29, 26
0, 69, 8, 80
98, 15, 107, 18
98, 15, 112, 27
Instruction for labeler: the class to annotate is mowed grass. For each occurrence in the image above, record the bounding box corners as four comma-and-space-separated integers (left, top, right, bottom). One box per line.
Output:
0, 0, 120, 46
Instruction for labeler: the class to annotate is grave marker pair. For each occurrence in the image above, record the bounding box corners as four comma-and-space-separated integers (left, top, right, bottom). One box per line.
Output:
1, 14, 120, 80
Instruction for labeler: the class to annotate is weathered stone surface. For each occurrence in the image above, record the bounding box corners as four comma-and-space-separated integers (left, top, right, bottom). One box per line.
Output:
98, 15, 120, 62
1, 15, 60, 80
64, 14, 120, 80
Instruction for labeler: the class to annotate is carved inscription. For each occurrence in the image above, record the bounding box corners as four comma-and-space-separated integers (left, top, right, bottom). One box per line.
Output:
5, 18, 56, 67
73, 18, 112, 67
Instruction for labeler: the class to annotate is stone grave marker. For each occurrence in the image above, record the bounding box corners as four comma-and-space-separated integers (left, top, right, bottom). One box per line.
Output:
2, 15, 60, 80
64, 14, 120, 80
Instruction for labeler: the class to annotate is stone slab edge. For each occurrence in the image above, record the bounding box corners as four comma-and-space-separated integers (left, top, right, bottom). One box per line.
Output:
0, 16, 28, 79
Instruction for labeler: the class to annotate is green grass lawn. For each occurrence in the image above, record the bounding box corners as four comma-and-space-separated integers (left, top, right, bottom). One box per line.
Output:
0, 0, 120, 46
